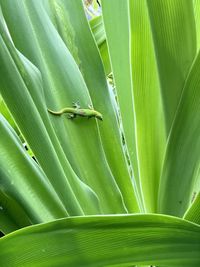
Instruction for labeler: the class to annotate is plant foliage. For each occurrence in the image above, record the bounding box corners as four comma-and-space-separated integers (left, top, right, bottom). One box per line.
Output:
0, 0, 200, 266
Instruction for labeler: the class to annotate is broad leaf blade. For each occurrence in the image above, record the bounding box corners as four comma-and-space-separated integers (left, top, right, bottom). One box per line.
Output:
0, 14, 104, 216
0, 0, 127, 214
101, 0, 143, 209
147, 0, 196, 133
0, 214, 199, 266
39, 0, 139, 213
0, 115, 68, 231
159, 51, 200, 216
128, 0, 166, 212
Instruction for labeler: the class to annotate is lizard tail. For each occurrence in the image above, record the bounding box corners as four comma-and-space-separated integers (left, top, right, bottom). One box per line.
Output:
47, 108, 62, 115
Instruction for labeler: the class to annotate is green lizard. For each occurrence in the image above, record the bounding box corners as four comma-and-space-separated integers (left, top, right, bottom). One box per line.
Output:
47, 102, 103, 121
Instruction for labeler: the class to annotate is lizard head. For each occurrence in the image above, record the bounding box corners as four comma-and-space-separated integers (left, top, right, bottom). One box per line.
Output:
95, 112, 103, 121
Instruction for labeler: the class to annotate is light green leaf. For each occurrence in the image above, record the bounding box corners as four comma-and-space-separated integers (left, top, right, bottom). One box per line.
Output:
0, 13, 98, 215
193, 0, 200, 51
39, 0, 139, 213
101, 0, 143, 210
89, 15, 111, 75
0, 115, 67, 233
0, 214, 199, 267
128, 0, 166, 212
0, 1, 199, 265
159, 51, 200, 216
147, 0, 196, 132
89, 15, 105, 47
0, 0, 129, 214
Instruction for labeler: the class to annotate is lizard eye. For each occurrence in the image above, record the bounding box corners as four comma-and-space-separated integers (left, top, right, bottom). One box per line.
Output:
96, 114, 103, 121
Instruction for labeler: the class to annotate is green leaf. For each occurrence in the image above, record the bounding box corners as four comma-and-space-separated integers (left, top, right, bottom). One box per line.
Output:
0, 115, 68, 232
0, 0, 129, 214
89, 15, 111, 75
159, 51, 200, 216
184, 192, 200, 225
38, 0, 139, 213
0, 11, 100, 215
193, 0, 200, 51
101, 0, 143, 210
0, 190, 31, 234
89, 16, 105, 47
147, 0, 197, 133
0, 95, 20, 136
0, 214, 199, 267
128, 0, 166, 212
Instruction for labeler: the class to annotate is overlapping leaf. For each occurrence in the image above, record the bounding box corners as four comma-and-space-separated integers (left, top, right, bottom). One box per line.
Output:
0, 115, 67, 234
36, 0, 140, 213
0, 214, 199, 267
0, 0, 129, 214
0, 1, 200, 266
159, 51, 200, 216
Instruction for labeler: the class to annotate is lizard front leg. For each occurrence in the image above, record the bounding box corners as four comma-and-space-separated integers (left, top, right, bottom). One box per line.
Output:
72, 101, 81, 109
88, 104, 93, 110
67, 113, 76, 119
